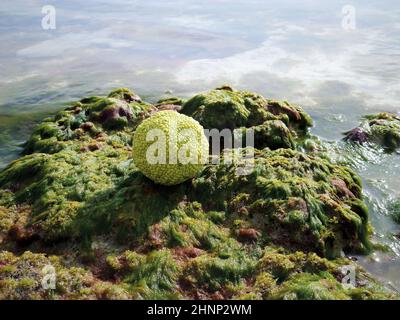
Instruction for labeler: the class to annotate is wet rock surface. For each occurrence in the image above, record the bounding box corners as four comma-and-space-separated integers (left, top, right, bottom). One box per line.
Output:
344, 112, 400, 151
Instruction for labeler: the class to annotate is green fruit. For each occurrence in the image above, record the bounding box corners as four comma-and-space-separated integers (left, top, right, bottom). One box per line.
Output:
132, 111, 209, 185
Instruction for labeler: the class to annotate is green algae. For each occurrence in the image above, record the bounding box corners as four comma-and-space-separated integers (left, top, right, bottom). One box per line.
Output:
156, 96, 185, 107
23, 88, 153, 155
389, 199, 400, 224
147, 202, 230, 250
0, 148, 135, 241
191, 148, 371, 258
181, 86, 313, 150
268, 272, 350, 300
251, 247, 397, 300
366, 113, 400, 150
239, 119, 296, 150
182, 244, 259, 293
267, 269, 395, 300
0, 250, 129, 299
0, 87, 398, 300
106, 249, 181, 299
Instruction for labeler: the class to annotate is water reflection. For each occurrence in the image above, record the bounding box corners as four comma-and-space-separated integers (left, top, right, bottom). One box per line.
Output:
0, 0, 399, 291
1, 0, 400, 109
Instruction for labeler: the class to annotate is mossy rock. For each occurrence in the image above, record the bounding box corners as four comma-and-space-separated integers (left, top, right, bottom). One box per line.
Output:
0, 147, 371, 258
0, 88, 398, 300
344, 112, 400, 151
191, 148, 371, 258
253, 248, 396, 300
0, 250, 130, 299
0, 147, 136, 241
389, 199, 400, 224
23, 88, 155, 155
181, 86, 313, 150
105, 249, 181, 299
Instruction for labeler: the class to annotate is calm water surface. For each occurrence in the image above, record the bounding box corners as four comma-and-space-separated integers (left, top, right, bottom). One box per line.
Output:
0, 0, 399, 290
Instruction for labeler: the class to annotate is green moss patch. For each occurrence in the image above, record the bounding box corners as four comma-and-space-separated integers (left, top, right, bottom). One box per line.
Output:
181, 86, 313, 150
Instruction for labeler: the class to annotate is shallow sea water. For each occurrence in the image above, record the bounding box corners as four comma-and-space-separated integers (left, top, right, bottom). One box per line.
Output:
0, 0, 399, 291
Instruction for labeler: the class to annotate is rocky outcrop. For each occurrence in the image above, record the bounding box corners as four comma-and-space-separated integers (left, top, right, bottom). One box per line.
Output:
0, 88, 397, 300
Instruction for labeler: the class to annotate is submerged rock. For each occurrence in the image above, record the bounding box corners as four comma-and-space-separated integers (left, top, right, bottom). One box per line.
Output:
344, 112, 400, 151
0, 87, 397, 300
343, 128, 369, 144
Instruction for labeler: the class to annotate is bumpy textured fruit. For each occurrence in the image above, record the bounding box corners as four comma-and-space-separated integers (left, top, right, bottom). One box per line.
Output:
132, 111, 209, 185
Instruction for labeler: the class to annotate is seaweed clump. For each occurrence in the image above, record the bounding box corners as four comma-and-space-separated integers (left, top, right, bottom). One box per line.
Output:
0, 250, 129, 299
191, 148, 371, 258
181, 86, 313, 150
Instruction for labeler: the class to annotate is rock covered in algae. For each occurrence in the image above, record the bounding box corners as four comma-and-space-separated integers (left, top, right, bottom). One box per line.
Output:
23, 88, 155, 155
0, 87, 398, 300
344, 112, 400, 151
389, 199, 400, 224
181, 86, 313, 150
132, 111, 209, 186
0, 250, 129, 299
190, 148, 371, 258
